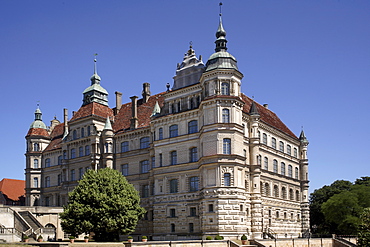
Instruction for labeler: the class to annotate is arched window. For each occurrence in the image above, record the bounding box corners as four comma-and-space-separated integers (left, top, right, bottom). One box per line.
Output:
224, 173, 231, 186
257, 155, 261, 165
121, 141, 129, 152
189, 176, 199, 192
222, 108, 230, 123
287, 145, 291, 155
70, 148, 76, 159
33, 143, 40, 151
271, 138, 276, 149
223, 138, 231, 154
274, 185, 279, 197
171, 223, 176, 232
81, 128, 85, 138
169, 125, 178, 137
158, 128, 163, 140
273, 160, 278, 173
73, 130, 77, 140
221, 82, 230, 95
188, 120, 198, 134
79, 146, 83, 157
265, 183, 270, 196
289, 188, 294, 200
87, 126, 91, 136
282, 187, 287, 199
294, 148, 298, 157
140, 137, 150, 149
288, 165, 293, 177
34, 159, 39, 169
189, 147, 198, 162
279, 141, 284, 152
58, 156, 62, 165
264, 157, 268, 170
262, 133, 267, 145
71, 169, 75, 181
85, 145, 90, 155
33, 177, 39, 188
295, 167, 299, 179
45, 158, 50, 168
281, 162, 286, 176
170, 179, 178, 193
170, 151, 177, 165
45, 176, 50, 187
296, 190, 300, 201
140, 160, 149, 173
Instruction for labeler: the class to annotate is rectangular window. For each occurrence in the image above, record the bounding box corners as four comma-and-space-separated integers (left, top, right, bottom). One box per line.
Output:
121, 141, 129, 152
222, 109, 230, 123
189, 176, 199, 192
71, 169, 76, 181
85, 145, 90, 155
140, 160, 149, 174
262, 133, 267, 145
170, 179, 178, 193
189, 223, 194, 233
264, 157, 268, 170
189, 147, 198, 162
142, 184, 150, 198
208, 204, 214, 212
224, 173, 231, 186
57, 174, 61, 185
58, 156, 62, 165
79, 146, 84, 157
170, 151, 177, 165
295, 167, 299, 179
121, 164, 129, 176
190, 207, 197, 217
151, 156, 155, 168
71, 148, 76, 159
169, 125, 178, 138
188, 120, 198, 134
159, 153, 163, 167
223, 138, 231, 154
140, 137, 150, 149
158, 128, 163, 140
45, 176, 50, 187
45, 158, 51, 168
170, 208, 176, 217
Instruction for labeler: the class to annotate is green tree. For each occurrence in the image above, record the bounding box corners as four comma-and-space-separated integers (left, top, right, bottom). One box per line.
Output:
60, 168, 145, 241
358, 208, 370, 247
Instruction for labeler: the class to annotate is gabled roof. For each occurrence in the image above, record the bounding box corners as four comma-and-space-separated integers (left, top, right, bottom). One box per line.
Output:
70, 102, 113, 122
241, 94, 297, 139
0, 178, 25, 201
44, 123, 64, 152
113, 93, 165, 133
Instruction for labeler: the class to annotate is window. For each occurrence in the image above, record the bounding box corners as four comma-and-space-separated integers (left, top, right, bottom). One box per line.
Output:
272, 138, 276, 149
223, 138, 231, 154
295, 167, 299, 179
73, 130, 77, 140
294, 148, 298, 158
45, 197, 50, 206
170, 151, 177, 165
262, 133, 267, 145
171, 223, 175, 233
45, 176, 50, 187
257, 155, 261, 165
189, 176, 199, 192
169, 179, 178, 193
282, 187, 287, 199
87, 126, 91, 136
288, 165, 293, 177
208, 204, 214, 212
274, 185, 279, 197
273, 160, 278, 173
169, 125, 178, 137
224, 173, 231, 186
190, 207, 197, 216
188, 120, 198, 134
71, 148, 76, 159
63, 150, 67, 159
265, 183, 270, 196
85, 145, 90, 155
140, 160, 149, 173
58, 155, 62, 165
34, 143, 40, 151
287, 145, 291, 155
222, 108, 230, 123
121, 141, 129, 152
158, 128, 163, 140
279, 141, 284, 152
79, 168, 83, 179
140, 137, 150, 149
57, 174, 61, 185
81, 128, 85, 138
34, 159, 39, 168
264, 157, 268, 170
159, 153, 163, 167
221, 82, 230, 95
33, 177, 39, 188
142, 185, 150, 198
289, 188, 294, 200
189, 223, 194, 233
170, 208, 176, 217
151, 156, 155, 168
121, 164, 128, 176
281, 162, 286, 176
71, 169, 75, 181
79, 147, 83, 157
45, 158, 50, 168
189, 147, 198, 162
296, 190, 300, 201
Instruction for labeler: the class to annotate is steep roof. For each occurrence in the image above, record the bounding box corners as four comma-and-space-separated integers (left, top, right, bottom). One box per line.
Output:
113, 93, 165, 133
241, 94, 297, 139
70, 102, 113, 122
0, 178, 25, 201
44, 123, 64, 152
26, 128, 49, 138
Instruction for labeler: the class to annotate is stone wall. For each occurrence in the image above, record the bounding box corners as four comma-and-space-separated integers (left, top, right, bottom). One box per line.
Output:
252, 238, 333, 247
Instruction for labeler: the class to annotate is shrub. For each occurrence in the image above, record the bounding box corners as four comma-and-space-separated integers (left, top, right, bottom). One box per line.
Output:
69, 236, 75, 239
241, 234, 248, 240
37, 235, 43, 239
142, 236, 147, 239
215, 235, 223, 240
206, 236, 212, 240
128, 236, 133, 239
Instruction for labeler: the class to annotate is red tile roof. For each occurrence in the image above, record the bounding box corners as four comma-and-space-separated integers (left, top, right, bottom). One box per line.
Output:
44, 123, 64, 152
0, 179, 25, 201
26, 128, 49, 138
241, 94, 297, 139
70, 102, 114, 122
113, 93, 165, 132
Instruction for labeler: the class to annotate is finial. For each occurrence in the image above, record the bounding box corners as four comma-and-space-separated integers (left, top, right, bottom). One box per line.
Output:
215, 2, 227, 52
219, 2, 223, 16
94, 53, 98, 74
166, 83, 171, 92
36, 101, 40, 109
189, 41, 193, 48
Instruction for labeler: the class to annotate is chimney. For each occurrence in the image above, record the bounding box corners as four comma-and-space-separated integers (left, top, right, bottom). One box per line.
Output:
64, 108, 68, 126
263, 104, 269, 109
115, 91, 122, 114
142, 83, 151, 103
130, 96, 138, 129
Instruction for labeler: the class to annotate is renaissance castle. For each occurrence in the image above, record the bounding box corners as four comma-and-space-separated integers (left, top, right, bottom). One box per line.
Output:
25, 10, 310, 240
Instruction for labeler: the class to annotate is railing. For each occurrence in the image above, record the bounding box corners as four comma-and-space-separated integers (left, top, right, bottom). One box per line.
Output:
263, 227, 276, 239
335, 235, 357, 247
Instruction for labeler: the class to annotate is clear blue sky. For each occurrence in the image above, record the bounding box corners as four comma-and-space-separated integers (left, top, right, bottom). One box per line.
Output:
1, 1, 369, 193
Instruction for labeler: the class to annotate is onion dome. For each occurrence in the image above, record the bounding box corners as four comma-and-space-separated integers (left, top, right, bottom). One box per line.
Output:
29, 106, 47, 129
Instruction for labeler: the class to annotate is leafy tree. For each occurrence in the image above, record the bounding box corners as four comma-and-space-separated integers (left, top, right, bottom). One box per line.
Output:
355, 177, 370, 187
60, 168, 146, 241
358, 208, 370, 247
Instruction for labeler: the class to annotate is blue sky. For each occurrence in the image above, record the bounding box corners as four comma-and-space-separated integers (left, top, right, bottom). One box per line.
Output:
1, 1, 369, 193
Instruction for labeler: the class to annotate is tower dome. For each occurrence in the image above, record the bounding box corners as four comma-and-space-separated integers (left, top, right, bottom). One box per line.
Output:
29, 106, 47, 129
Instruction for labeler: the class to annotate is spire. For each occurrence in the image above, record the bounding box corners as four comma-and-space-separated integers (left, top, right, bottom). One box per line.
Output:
299, 129, 309, 145
249, 99, 260, 116
90, 53, 101, 85
151, 101, 161, 117
103, 116, 112, 130
215, 2, 227, 52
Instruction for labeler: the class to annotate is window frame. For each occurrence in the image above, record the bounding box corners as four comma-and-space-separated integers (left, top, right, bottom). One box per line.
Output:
169, 125, 178, 138
223, 138, 231, 154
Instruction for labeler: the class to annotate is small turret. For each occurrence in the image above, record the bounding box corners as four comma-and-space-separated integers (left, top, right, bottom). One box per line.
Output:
29, 105, 47, 130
